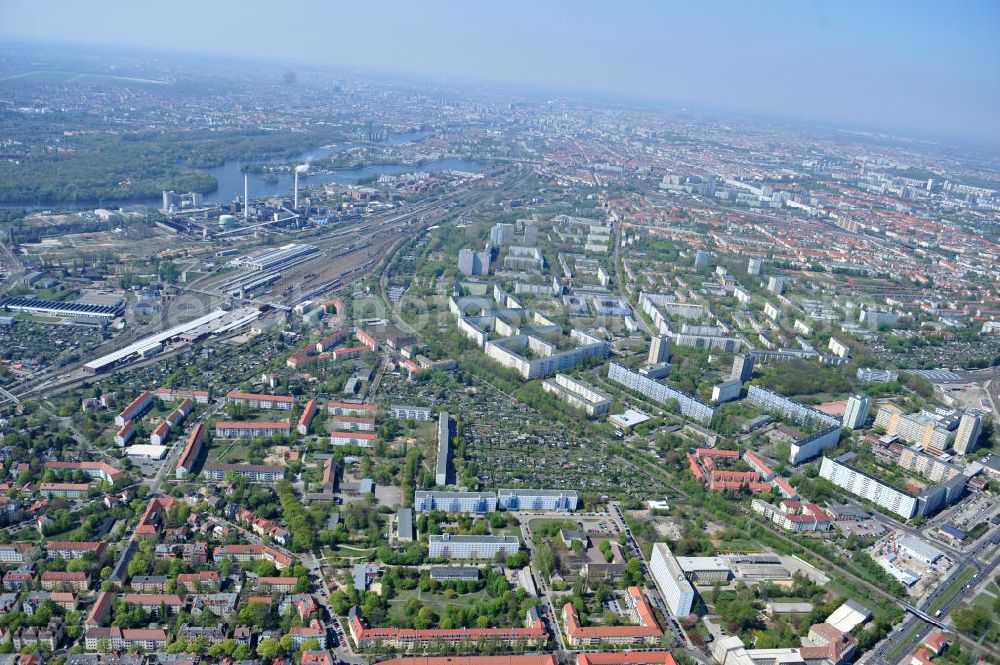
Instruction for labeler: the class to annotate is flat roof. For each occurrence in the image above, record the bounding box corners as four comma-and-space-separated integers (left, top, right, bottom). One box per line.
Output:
676, 556, 730, 572
124, 444, 168, 458
84, 308, 235, 370
610, 408, 651, 427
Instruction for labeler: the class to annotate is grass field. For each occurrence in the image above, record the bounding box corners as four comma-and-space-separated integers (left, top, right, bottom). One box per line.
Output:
386, 588, 490, 625
207, 442, 249, 464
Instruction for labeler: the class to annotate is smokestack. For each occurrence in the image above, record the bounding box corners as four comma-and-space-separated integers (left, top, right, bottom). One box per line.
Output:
244, 173, 249, 220
294, 164, 308, 210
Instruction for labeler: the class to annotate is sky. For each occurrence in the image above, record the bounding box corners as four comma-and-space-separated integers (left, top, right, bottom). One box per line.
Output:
1, 0, 999, 142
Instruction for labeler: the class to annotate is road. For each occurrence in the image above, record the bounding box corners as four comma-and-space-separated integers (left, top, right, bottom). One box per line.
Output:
516, 518, 568, 651
607, 502, 703, 660
865, 525, 1000, 665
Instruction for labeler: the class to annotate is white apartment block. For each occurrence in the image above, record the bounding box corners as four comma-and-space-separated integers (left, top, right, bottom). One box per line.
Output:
389, 405, 432, 421
428, 534, 520, 560
541, 374, 612, 416
842, 395, 872, 429
819, 454, 917, 519
608, 362, 716, 424
650, 543, 695, 618
414, 491, 498, 514
953, 412, 983, 455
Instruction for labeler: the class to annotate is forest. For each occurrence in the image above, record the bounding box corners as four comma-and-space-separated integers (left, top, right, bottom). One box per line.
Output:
0, 125, 344, 204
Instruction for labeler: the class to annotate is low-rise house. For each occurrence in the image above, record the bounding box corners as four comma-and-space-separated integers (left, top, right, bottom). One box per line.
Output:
13, 618, 64, 650
40, 570, 89, 592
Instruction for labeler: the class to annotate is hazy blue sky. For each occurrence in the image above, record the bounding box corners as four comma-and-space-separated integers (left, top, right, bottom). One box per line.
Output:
2, 0, 998, 142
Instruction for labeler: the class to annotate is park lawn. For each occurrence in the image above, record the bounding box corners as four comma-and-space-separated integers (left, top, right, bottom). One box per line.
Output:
335, 544, 376, 554
387, 588, 491, 625
206, 442, 249, 464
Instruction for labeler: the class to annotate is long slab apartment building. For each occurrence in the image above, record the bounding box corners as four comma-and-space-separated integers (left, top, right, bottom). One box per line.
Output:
225, 391, 294, 410
650, 542, 695, 618
202, 463, 285, 482
608, 362, 716, 425
414, 489, 579, 513
428, 534, 520, 560
819, 453, 965, 520
541, 373, 612, 416
745, 385, 841, 463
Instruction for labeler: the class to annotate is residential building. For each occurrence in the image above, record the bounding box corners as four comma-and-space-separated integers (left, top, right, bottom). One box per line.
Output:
202, 463, 284, 482
122, 594, 184, 614
436, 411, 451, 485
330, 431, 376, 447
650, 543, 695, 618
397, 508, 414, 542
116, 391, 152, 428
428, 534, 520, 560
43, 461, 123, 483
330, 416, 376, 431
751, 499, 833, 532
712, 380, 742, 403
732, 354, 754, 382
327, 402, 378, 416
828, 337, 850, 359
297, 399, 318, 435
114, 420, 136, 447
819, 453, 965, 519
129, 575, 167, 593
225, 391, 294, 410
212, 544, 292, 569
39, 483, 90, 499
875, 405, 954, 454
648, 335, 671, 364
84, 627, 168, 651
897, 447, 963, 483
541, 374, 612, 416
953, 412, 983, 455
414, 491, 498, 514
40, 571, 89, 592
13, 618, 63, 650
0, 544, 35, 564
608, 363, 716, 424
562, 586, 662, 647
45, 541, 106, 560
496, 489, 579, 512
175, 423, 205, 479
348, 606, 545, 649
214, 421, 291, 438
390, 405, 432, 420
746, 385, 840, 429
843, 395, 872, 429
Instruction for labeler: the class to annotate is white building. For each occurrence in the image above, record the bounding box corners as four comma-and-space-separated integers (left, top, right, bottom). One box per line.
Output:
413, 491, 498, 514
712, 380, 743, 403
953, 412, 983, 455
842, 395, 872, 429
648, 335, 671, 364
764, 302, 782, 321
496, 489, 578, 511
389, 405, 432, 421
650, 542, 695, 618
541, 374, 612, 416
828, 337, 850, 359
428, 534, 520, 560
608, 363, 716, 424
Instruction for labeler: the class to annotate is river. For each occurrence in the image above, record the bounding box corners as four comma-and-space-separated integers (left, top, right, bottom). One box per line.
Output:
3, 130, 482, 211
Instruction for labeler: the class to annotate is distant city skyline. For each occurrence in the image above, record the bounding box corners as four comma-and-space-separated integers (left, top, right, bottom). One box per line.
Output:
1, 0, 998, 144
